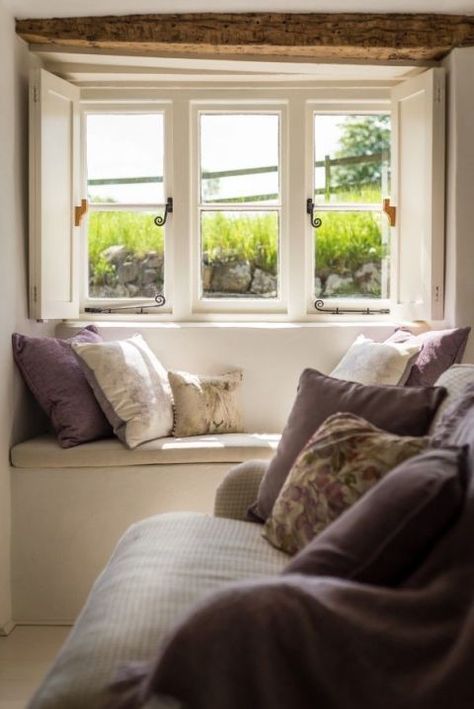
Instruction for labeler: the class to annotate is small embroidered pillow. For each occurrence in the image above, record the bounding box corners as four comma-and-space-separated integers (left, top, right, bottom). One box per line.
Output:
263, 413, 429, 555
168, 369, 243, 437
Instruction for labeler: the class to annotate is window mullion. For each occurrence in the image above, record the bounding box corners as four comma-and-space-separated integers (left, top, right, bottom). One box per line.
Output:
287, 96, 308, 320
171, 98, 192, 320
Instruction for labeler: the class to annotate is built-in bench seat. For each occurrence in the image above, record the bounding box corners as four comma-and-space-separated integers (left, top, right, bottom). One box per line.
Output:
11, 432, 279, 468
10, 432, 279, 625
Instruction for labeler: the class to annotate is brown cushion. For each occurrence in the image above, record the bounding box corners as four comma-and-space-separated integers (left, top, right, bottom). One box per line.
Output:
284, 446, 467, 585
248, 369, 446, 522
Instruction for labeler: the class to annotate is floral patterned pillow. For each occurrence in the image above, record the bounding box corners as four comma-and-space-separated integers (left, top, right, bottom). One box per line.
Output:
263, 413, 429, 555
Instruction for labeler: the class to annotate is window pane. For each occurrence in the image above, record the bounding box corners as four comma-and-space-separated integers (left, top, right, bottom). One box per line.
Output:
200, 114, 279, 204
314, 114, 390, 205
314, 211, 389, 299
201, 211, 278, 299
87, 114, 164, 204
88, 211, 164, 299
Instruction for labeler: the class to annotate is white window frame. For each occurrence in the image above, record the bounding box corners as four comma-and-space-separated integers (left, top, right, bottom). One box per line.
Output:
77, 87, 394, 322
29, 75, 443, 324
305, 100, 392, 316
190, 100, 288, 314
80, 101, 174, 314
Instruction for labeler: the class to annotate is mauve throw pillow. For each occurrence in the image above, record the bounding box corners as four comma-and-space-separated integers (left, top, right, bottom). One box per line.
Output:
248, 369, 446, 522
12, 326, 112, 448
284, 446, 467, 586
384, 326, 471, 387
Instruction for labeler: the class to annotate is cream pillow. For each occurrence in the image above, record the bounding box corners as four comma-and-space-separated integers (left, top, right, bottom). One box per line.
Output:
330, 334, 420, 386
168, 369, 243, 437
72, 334, 173, 449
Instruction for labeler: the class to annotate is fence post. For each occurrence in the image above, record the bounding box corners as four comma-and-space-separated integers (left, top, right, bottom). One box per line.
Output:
325, 154, 331, 201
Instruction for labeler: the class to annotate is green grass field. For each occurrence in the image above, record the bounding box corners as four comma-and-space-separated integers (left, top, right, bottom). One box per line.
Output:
88, 187, 386, 285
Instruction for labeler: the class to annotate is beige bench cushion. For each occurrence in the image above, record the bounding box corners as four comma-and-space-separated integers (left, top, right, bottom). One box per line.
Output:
30, 512, 288, 709
11, 432, 280, 468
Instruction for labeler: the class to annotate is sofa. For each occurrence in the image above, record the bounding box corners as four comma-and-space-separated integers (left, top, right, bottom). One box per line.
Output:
28, 364, 474, 709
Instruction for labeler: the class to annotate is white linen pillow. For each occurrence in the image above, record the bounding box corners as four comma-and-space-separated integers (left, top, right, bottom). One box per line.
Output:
72, 334, 173, 449
330, 334, 421, 386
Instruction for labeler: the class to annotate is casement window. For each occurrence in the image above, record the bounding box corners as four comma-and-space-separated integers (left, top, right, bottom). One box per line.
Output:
192, 105, 287, 313
83, 107, 172, 312
29, 68, 445, 322
310, 111, 391, 305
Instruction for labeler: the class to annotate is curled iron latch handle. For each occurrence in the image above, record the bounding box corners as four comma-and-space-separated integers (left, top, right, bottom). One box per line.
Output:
306, 199, 322, 229
84, 293, 166, 314
314, 299, 390, 315
154, 197, 173, 227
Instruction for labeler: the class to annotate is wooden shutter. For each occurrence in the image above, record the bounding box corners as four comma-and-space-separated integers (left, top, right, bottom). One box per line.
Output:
390, 68, 445, 321
29, 68, 80, 320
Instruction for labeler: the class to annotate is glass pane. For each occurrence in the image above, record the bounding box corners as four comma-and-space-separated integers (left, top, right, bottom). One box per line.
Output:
88, 211, 164, 299
314, 114, 390, 205
314, 211, 389, 299
200, 114, 279, 204
87, 114, 164, 204
201, 211, 278, 299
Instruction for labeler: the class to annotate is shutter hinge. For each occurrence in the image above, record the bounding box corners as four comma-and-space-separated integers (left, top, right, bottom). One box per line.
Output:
436, 84, 442, 104
33, 285, 38, 303
33, 86, 39, 103
382, 198, 396, 227
434, 285, 441, 303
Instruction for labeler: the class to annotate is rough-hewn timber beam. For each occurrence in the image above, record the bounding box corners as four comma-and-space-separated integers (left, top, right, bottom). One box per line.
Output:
15, 13, 474, 62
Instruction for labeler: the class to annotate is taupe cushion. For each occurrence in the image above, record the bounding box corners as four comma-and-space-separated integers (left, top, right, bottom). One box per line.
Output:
429, 364, 474, 432
30, 513, 288, 709
11, 433, 279, 469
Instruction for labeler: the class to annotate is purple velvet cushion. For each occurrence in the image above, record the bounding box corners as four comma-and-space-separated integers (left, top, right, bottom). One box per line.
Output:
284, 446, 467, 586
248, 369, 446, 522
12, 326, 112, 448
384, 327, 471, 386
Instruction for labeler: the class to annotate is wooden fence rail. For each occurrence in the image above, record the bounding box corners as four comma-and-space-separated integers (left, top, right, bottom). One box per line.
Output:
88, 150, 388, 204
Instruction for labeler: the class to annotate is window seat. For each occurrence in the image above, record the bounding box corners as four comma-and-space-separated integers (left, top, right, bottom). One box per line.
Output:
10, 432, 279, 625
11, 432, 279, 468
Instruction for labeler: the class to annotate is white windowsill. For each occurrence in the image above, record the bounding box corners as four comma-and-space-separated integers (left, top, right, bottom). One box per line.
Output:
64, 317, 413, 331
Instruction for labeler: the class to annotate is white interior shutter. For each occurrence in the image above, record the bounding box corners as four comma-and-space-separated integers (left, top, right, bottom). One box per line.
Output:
29, 68, 80, 320
390, 68, 445, 321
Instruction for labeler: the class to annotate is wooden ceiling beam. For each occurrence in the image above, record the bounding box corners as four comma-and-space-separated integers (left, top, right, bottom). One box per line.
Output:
16, 13, 474, 63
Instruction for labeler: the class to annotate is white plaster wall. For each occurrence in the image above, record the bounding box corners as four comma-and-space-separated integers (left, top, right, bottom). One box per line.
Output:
1, 27, 472, 629
58, 321, 398, 433
443, 48, 474, 363
0, 1, 55, 632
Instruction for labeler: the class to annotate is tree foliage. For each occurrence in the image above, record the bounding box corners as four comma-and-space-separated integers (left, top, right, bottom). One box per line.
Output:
332, 115, 390, 191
